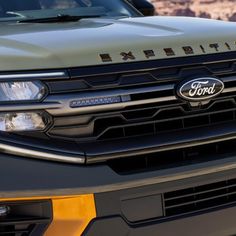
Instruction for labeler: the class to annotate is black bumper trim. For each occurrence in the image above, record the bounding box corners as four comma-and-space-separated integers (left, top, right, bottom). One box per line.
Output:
83, 205, 236, 236
3, 151, 236, 198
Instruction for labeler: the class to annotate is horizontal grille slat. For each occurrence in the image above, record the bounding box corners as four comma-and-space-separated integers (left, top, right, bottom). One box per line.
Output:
165, 183, 236, 201
165, 191, 236, 209
164, 179, 236, 217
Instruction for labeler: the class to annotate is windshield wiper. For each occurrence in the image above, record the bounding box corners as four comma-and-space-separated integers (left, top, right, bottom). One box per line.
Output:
18, 14, 101, 23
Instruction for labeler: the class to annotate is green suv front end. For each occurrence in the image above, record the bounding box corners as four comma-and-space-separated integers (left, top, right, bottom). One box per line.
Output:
1, 0, 236, 235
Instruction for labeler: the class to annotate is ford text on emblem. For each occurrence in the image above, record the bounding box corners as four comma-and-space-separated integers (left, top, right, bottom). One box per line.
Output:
177, 77, 224, 102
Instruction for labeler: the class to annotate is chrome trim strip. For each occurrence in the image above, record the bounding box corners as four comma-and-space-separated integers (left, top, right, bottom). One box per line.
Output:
0, 102, 61, 112
221, 76, 236, 93
67, 96, 176, 115
47, 96, 177, 115
0, 72, 66, 79
0, 142, 85, 164
221, 76, 236, 83
46, 84, 177, 115
222, 87, 236, 93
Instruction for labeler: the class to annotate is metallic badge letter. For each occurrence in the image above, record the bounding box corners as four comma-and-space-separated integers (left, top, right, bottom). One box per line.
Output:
100, 54, 112, 62
182, 46, 194, 55
121, 52, 136, 61
144, 50, 155, 58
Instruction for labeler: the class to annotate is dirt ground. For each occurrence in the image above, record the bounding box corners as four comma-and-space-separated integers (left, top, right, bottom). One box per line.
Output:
150, 0, 236, 21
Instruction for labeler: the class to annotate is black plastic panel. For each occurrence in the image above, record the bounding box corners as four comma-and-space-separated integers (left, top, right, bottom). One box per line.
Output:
95, 176, 236, 222
91, 175, 236, 236
0, 200, 52, 236
83, 208, 236, 236
121, 194, 163, 222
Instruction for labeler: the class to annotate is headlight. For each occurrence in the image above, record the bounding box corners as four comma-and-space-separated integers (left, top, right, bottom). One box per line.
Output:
0, 81, 46, 102
0, 112, 49, 132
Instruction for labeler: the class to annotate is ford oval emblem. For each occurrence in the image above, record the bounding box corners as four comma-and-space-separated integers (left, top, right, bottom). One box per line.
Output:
177, 77, 224, 102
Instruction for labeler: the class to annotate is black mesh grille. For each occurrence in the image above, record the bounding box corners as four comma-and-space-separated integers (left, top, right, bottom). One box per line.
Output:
164, 178, 236, 217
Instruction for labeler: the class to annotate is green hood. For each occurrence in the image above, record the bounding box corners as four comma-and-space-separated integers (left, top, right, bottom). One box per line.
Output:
0, 16, 236, 71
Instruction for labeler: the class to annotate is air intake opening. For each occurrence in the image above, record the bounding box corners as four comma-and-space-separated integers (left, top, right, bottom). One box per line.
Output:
108, 139, 236, 175
164, 178, 236, 217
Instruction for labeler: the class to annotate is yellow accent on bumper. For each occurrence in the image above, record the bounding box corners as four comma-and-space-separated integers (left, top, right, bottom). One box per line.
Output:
45, 195, 96, 236
0, 194, 96, 236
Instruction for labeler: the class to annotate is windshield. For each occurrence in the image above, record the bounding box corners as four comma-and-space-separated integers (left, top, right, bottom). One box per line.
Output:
0, 0, 140, 21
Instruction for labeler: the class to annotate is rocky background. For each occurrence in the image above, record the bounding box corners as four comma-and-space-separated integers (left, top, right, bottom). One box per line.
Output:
150, 0, 236, 21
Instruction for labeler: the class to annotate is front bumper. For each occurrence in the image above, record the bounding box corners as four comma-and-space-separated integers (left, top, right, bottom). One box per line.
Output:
2, 153, 236, 235
84, 206, 236, 236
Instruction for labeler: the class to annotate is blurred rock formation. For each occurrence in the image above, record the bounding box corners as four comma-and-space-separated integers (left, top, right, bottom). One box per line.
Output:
150, 0, 236, 21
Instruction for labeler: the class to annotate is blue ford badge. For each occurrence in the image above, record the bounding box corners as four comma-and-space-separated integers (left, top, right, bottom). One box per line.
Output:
177, 77, 224, 102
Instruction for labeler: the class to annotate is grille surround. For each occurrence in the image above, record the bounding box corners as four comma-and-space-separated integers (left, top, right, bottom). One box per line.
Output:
48, 96, 236, 142
45, 56, 236, 165
46, 63, 236, 143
